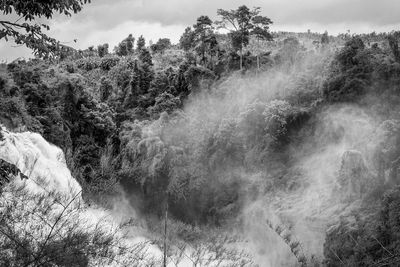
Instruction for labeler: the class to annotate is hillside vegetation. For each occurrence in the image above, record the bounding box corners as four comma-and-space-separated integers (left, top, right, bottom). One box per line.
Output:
1, 4, 400, 265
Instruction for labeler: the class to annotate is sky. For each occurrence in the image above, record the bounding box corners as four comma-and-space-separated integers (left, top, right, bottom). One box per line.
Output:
1, 0, 400, 61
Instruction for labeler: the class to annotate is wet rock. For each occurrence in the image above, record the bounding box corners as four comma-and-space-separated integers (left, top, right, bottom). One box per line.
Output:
374, 120, 400, 184
0, 158, 28, 191
338, 150, 370, 200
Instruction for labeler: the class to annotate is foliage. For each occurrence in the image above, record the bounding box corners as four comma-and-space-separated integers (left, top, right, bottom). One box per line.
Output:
252, 15, 273, 41
179, 27, 195, 51
192, 16, 218, 66
114, 34, 135, 56
388, 32, 400, 62
321, 31, 329, 46
323, 37, 373, 102
3, 6, 400, 265
323, 186, 400, 266
97, 43, 109, 58
0, 181, 155, 266
275, 37, 303, 66
136, 35, 146, 52
216, 5, 273, 69
99, 76, 112, 102
100, 54, 120, 71
76, 57, 100, 71
184, 64, 216, 91
150, 38, 171, 54
0, 0, 90, 58
148, 93, 181, 117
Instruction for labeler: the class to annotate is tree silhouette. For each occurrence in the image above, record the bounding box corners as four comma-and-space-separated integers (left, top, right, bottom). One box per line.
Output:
216, 5, 272, 70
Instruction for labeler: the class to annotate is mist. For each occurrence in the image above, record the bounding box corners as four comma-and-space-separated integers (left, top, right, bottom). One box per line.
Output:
1, 1, 400, 265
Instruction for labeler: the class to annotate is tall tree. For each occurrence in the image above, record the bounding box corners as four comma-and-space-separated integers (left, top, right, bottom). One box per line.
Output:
179, 27, 195, 51
193, 16, 218, 67
251, 15, 273, 71
321, 31, 329, 48
115, 34, 135, 56
138, 49, 154, 95
216, 5, 272, 70
97, 43, 109, 57
150, 38, 171, 54
388, 33, 400, 63
136, 35, 146, 52
0, 0, 90, 58
125, 34, 135, 54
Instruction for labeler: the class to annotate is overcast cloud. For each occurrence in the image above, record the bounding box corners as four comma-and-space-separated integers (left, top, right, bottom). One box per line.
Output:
1, 0, 399, 61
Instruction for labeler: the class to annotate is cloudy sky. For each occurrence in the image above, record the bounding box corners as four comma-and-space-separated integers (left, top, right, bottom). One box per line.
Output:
1, 0, 399, 61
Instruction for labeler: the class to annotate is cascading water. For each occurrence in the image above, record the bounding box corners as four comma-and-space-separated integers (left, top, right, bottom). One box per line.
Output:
0, 126, 253, 266
0, 127, 166, 266
0, 104, 380, 267
0, 127, 81, 196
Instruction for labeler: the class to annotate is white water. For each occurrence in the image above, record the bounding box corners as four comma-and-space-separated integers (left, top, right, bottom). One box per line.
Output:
0, 128, 81, 196
0, 127, 168, 266
0, 104, 376, 266
0, 127, 231, 267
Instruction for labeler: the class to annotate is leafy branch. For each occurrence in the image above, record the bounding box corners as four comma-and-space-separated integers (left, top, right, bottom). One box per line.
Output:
0, 0, 91, 58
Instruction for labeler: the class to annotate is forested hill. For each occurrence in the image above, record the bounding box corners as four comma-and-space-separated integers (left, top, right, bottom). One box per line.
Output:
1, 9, 400, 265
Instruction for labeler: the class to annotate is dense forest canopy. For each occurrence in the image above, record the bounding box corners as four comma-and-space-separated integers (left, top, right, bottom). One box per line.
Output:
1, 1, 400, 266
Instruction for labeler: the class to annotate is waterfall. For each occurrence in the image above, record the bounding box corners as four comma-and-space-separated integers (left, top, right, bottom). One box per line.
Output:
0, 127, 166, 266
0, 127, 81, 196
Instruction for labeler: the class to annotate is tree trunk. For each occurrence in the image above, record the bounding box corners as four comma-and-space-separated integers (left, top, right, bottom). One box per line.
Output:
257, 38, 260, 74
240, 46, 243, 71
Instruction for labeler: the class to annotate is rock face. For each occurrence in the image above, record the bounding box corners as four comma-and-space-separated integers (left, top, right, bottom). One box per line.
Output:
338, 150, 370, 200
0, 158, 27, 191
374, 120, 400, 185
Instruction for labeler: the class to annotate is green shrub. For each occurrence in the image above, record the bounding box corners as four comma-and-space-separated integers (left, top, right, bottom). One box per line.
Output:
76, 57, 101, 71
100, 55, 120, 71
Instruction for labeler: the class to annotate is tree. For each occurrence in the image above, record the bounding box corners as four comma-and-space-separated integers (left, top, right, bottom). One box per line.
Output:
124, 54, 154, 109
148, 92, 181, 117
99, 76, 112, 102
251, 15, 273, 71
125, 34, 135, 54
192, 16, 218, 67
0, 0, 90, 58
323, 37, 372, 102
137, 35, 146, 52
388, 33, 400, 62
115, 34, 135, 56
97, 43, 109, 57
115, 42, 127, 56
179, 27, 195, 51
278, 37, 301, 65
138, 49, 154, 95
139, 48, 153, 66
150, 38, 171, 54
321, 30, 329, 48
216, 5, 271, 70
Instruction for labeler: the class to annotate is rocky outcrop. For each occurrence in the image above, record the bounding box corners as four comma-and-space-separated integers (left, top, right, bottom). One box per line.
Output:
337, 150, 371, 200
374, 120, 400, 185
0, 158, 28, 191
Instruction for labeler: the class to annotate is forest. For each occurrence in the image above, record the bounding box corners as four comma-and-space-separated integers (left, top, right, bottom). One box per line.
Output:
1, 1, 400, 266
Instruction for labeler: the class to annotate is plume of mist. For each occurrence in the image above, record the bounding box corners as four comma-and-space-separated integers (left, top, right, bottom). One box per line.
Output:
117, 48, 340, 265
2, 42, 394, 265
241, 105, 380, 266
122, 42, 399, 266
